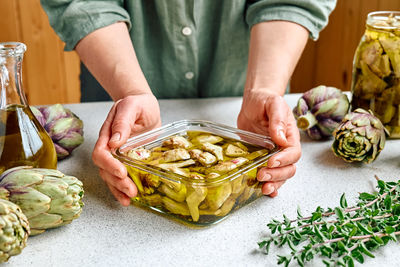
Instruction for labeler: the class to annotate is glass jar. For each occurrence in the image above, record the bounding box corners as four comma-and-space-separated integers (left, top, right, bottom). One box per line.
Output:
0, 42, 57, 174
351, 11, 400, 138
113, 120, 280, 227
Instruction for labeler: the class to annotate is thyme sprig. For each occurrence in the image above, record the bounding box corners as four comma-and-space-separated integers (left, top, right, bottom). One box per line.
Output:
258, 177, 400, 267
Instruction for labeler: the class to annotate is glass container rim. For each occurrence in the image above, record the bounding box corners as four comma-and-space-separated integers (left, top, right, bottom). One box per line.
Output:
113, 119, 281, 186
367, 11, 400, 29
0, 42, 27, 57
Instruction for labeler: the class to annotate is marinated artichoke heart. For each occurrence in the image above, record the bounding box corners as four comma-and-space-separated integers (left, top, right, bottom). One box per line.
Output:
189, 149, 217, 166
125, 131, 271, 223
351, 13, 400, 138
201, 142, 224, 161
211, 157, 248, 173
127, 148, 151, 161
162, 136, 191, 149
225, 144, 248, 157
161, 148, 191, 163
192, 134, 223, 144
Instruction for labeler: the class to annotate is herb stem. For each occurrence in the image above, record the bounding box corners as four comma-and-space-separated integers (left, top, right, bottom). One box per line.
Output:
290, 186, 397, 224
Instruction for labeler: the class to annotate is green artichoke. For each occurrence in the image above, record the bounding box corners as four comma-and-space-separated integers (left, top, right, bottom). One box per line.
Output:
332, 108, 387, 163
0, 198, 29, 262
0, 166, 84, 235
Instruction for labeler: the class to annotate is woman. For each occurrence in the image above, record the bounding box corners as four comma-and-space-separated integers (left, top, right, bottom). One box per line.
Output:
41, 0, 336, 205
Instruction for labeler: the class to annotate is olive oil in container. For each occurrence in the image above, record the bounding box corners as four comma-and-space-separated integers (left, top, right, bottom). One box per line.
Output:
0, 42, 56, 174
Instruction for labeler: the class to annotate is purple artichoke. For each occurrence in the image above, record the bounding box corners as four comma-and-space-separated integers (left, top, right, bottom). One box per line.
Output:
293, 85, 350, 140
31, 104, 84, 160
332, 108, 387, 163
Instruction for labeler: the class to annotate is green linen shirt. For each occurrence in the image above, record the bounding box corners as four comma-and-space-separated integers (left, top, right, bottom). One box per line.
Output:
41, 0, 336, 99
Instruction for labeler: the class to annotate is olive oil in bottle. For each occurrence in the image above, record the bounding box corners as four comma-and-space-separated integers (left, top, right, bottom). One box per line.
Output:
0, 42, 57, 174
0, 105, 57, 173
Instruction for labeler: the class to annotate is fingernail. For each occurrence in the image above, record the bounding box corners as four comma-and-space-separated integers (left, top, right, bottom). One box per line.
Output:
124, 187, 134, 197
259, 173, 272, 181
263, 184, 275, 195
269, 160, 280, 168
110, 132, 121, 142
114, 169, 123, 178
279, 129, 287, 142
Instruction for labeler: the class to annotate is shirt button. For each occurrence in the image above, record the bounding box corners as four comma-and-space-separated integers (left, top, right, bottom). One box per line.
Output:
185, 72, 194, 79
182, 27, 192, 36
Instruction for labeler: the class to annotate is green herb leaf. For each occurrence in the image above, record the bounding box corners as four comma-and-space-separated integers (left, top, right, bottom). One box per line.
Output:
392, 204, 400, 215
314, 225, 327, 241
277, 255, 286, 265
294, 228, 302, 240
359, 192, 375, 201
296, 255, 305, 267
372, 235, 384, 245
357, 222, 373, 235
344, 256, 354, 267
360, 242, 375, 258
311, 212, 322, 222
384, 195, 392, 210
385, 225, 395, 234
389, 232, 397, 241
335, 207, 344, 221
322, 259, 331, 267
351, 250, 364, 263
297, 206, 303, 218
258, 240, 267, 249
340, 193, 348, 208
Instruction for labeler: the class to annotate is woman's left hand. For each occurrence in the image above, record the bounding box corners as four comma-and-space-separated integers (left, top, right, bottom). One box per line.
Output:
237, 89, 301, 197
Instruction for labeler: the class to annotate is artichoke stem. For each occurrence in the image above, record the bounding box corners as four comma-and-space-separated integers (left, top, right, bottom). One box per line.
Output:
297, 112, 318, 130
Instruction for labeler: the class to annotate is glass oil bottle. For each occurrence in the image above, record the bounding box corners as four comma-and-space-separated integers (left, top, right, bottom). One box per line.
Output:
0, 42, 57, 174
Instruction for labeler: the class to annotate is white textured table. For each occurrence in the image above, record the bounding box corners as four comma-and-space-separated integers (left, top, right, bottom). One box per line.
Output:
6, 95, 400, 267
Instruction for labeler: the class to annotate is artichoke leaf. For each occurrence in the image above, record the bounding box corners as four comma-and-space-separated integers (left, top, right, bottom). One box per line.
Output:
8, 187, 51, 218
35, 177, 69, 199
28, 213, 63, 230
0, 170, 43, 187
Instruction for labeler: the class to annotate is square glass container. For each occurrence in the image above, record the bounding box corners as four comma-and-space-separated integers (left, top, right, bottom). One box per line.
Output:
113, 120, 280, 227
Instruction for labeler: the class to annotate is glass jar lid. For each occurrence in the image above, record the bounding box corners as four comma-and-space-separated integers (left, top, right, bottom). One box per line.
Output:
367, 11, 400, 30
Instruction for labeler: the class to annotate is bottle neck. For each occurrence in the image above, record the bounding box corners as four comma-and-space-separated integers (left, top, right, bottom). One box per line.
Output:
0, 42, 28, 109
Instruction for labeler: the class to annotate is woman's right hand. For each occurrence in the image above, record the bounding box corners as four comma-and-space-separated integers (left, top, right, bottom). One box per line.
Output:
92, 93, 161, 206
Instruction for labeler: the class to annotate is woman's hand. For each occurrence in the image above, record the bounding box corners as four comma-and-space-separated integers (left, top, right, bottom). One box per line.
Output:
237, 89, 301, 197
92, 93, 161, 206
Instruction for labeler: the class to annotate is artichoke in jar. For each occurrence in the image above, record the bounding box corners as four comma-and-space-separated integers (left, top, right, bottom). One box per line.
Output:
293, 85, 350, 140
186, 186, 207, 221
31, 104, 84, 160
162, 197, 190, 216
0, 166, 84, 235
205, 183, 232, 211
332, 108, 387, 163
0, 199, 30, 263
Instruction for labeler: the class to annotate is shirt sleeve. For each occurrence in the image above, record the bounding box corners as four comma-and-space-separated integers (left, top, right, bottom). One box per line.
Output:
246, 0, 337, 40
40, 0, 131, 51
